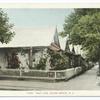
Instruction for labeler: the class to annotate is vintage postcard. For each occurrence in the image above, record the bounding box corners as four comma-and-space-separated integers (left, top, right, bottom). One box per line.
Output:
0, 3, 99, 96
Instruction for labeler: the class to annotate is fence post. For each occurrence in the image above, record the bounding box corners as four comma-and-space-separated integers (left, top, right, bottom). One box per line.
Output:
19, 67, 22, 77
54, 71, 57, 82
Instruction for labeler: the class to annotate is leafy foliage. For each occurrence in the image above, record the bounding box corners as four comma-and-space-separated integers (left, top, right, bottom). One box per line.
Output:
62, 9, 100, 62
0, 9, 15, 44
48, 49, 69, 70
34, 57, 47, 70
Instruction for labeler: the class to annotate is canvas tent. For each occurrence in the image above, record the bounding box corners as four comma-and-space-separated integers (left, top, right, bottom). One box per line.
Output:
0, 27, 67, 69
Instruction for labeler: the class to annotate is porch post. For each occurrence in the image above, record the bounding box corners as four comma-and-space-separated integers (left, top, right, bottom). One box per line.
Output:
29, 47, 33, 69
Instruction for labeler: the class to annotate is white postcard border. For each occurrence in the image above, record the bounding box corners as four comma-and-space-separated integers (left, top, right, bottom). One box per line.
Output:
0, 3, 99, 96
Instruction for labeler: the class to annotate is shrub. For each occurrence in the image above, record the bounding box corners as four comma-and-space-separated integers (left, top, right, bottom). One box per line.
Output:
48, 49, 69, 70
34, 57, 47, 70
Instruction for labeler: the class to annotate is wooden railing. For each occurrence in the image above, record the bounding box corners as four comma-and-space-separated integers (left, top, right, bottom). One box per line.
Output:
0, 67, 82, 81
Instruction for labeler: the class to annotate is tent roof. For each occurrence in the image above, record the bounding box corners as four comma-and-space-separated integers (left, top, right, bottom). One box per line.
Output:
0, 27, 67, 50
0, 27, 55, 48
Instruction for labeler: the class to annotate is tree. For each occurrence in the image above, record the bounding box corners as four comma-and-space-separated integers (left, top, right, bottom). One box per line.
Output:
62, 9, 100, 73
0, 9, 14, 44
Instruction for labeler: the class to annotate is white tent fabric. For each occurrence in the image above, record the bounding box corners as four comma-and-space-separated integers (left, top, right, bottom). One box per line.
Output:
0, 27, 67, 50
0, 27, 55, 47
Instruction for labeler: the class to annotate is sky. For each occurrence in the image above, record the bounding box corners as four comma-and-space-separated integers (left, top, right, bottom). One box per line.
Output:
4, 8, 73, 32
0, 8, 76, 51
